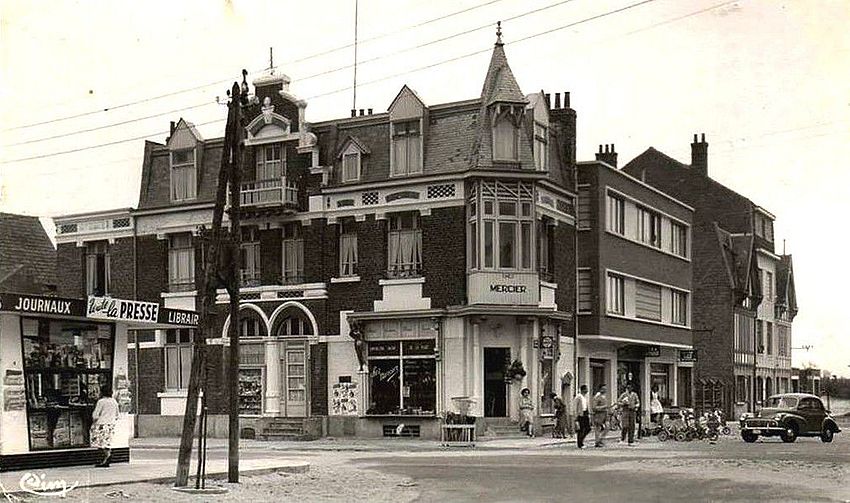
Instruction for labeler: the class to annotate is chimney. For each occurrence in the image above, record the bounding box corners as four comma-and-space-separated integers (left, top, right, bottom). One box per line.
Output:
350, 109, 357, 118
359, 109, 365, 116
554, 92, 561, 109
595, 143, 618, 168
544, 93, 551, 109
691, 133, 708, 176
563, 91, 570, 108
169, 121, 176, 136
367, 108, 373, 115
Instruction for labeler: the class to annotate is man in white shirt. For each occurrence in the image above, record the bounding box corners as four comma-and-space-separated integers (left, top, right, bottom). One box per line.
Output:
572, 385, 591, 448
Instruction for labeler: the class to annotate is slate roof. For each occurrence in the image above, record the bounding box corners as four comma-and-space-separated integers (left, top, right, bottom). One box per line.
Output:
481, 42, 527, 106
775, 254, 797, 314
0, 212, 56, 291
715, 224, 761, 305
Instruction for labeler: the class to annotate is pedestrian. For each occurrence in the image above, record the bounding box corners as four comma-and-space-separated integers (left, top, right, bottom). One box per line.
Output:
650, 384, 664, 425
591, 384, 611, 447
551, 393, 567, 438
90, 384, 120, 467
618, 383, 640, 446
519, 388, 535, 438
573, 384, 591, 449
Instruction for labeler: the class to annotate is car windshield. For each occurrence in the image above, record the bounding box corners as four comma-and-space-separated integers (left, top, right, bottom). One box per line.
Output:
765, 396, 798, 409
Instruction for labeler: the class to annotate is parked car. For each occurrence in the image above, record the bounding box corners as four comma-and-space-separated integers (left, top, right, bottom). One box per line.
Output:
739, 393, 841, 443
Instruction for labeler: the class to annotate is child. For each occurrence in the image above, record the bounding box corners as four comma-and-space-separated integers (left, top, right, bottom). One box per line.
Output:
519, 388, 535, 437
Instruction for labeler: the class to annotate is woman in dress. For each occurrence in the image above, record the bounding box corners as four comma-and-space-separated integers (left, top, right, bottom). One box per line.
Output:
519, 388, 535, 438
650, 384, 664, 425
90, 384, 120, 467
551, 393, 567, 438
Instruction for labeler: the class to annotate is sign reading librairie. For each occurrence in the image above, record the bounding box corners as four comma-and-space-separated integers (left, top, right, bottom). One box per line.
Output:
88, 296, 159, 323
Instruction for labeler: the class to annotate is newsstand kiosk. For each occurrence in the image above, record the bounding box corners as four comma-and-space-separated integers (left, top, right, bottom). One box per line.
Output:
0, 292, 198, 471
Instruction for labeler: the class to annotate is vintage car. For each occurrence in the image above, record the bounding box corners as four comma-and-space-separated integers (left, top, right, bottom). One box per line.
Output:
739, 393, 841, 443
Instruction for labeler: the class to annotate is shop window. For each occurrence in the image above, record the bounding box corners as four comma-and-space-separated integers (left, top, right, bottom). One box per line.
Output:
240, 227, 261, 286
650, 363, 670, 403
391, 120, 422, 176
366, 339, 436, 416
170, 148, 197, 201
85, 241, 110, 296
540, 358, 554, 415
606, 273, 624, 315
238, 368, 263, 416
636, 206, 661, 248
467, 180, 534, 271
533, 122, 548, 170
339, 218, 358, 277
168, 233, 195, 292
387, 212, 422, 278
635, 280, 662, 321
256, 144, 283, 180
21, 318, 115, 450
165, 329, 193, 391
282, 223, 304, 284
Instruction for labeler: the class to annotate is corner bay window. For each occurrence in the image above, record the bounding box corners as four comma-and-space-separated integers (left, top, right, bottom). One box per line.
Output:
467, 180, 535, 271
85, 241, 110, 296
168, 233, 195, 292
282, 222, 304, 284
391, 120, 422, 176
171, 148, 197, 201
387, 213, 422, 278
367, 339, 436, 416
339, 219, 358, 277
165, 329, 193, 391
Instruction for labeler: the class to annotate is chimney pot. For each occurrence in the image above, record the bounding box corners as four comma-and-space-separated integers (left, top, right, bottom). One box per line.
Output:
691, 133, 709, 176
368, 108, 373, 115
564, 92, 570, 108
693, 133, 698, 143
554, 93, 561, 109
701, 133, 706, 142
359, 109, 365, 116
351, 109, 356, 118
598, 145, 604, 154
170, 121, 176, 136
595, 142, 618, 168
544, 93, 551, 109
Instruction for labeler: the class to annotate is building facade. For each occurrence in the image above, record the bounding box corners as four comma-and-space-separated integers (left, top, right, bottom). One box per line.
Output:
54, 32, 579, 438
576, 149, 695, 422
622, 135, 798, 417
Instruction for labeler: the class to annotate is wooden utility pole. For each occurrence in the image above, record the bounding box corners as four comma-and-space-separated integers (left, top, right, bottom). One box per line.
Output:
174, 77, 243, 487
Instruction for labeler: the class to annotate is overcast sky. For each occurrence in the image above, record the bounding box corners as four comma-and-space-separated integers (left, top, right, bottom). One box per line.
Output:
1, 0, 848, 375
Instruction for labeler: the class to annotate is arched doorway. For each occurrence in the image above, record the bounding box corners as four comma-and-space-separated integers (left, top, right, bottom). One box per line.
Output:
222, 304, 271, 417
270, 303, 316, 417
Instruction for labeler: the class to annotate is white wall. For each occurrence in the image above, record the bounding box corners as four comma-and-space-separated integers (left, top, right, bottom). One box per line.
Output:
0, 313, 28, 455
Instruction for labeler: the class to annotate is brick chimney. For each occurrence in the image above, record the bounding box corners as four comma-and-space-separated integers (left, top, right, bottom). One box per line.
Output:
595, 144, 618, 168
691, 133, 708, 176
548, 90, 577, 168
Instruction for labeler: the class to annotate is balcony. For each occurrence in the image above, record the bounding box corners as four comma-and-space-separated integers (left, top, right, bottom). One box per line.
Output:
237, 178, 298, 208
240, 269, 262, 288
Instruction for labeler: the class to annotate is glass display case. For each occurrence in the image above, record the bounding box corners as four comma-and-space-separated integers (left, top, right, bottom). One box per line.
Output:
20, 317, 114, 451
238, 368, 263, 416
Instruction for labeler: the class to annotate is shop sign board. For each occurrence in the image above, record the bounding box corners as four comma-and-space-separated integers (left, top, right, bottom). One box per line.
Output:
679, 350, 697, 362
88, 296, 160, 323
0, 293, 85, 317
644, 345, 661, 358
467, 271, 540, 306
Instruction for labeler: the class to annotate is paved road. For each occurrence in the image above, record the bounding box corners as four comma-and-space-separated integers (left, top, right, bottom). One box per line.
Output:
355, 435, 850, 503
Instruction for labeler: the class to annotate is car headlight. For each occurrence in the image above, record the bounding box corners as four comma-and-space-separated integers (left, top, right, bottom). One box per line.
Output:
773, 414, 785, 421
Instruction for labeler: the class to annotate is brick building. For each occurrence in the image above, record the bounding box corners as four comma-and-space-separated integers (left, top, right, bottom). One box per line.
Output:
575, 147, 694, 422
54, 31, 578, 438
622, 135, 798, 417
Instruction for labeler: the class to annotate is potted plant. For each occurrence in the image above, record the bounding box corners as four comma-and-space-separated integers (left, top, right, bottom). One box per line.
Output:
506, 359, 527, 381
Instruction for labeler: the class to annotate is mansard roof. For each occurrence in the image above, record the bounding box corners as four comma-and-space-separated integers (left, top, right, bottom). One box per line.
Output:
715, 224, 762, 306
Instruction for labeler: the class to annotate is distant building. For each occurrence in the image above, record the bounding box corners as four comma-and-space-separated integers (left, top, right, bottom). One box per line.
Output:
623, 135, 798, 417
792, 367, 821, 395
0, 212, 56, 294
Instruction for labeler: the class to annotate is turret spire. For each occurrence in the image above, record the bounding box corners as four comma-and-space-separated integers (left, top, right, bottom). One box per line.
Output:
496, 21, 503, 46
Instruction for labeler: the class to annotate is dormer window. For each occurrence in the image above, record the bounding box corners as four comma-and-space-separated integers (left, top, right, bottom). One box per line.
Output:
170, 148, 197, 201
391, 120, 422, 176
492, 105, 522, 161
342, 153, 360, 183
256, 144, 283, 180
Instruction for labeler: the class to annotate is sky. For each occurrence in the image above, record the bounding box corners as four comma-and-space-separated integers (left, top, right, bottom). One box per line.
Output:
1, 0, 848, 375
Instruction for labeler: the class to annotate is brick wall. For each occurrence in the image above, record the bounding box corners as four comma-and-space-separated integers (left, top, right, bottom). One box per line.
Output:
311, 342, 328, 416
109, 237, 135, 298
259, 228, 282, 284
553, 224, 576, 314
136, 235, 167, 302
128, 347, 163, 415
56, 243, 83, 298
421, 206, 466, 308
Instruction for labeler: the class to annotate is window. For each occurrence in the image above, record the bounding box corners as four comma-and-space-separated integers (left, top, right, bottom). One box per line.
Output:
367, 339, 436, 415
764, 270, 774, 301
606, 273, 624, 315
468, 180, 535, 271
671, 289, 688, 326
240, 227, 261, 286
168, 234, 195, 292
778, 325, 789, 356
387, 213, 422, 278
282, 223, 304, 284
533, 122, 548, 170
240, 312, 266, 338
766, 322, 774, 355
85, 241, 110, 296
734, 312, 754, 353
736, 375, 748, 403
537, 221, 551, 279
391, 120, 422, 176
468, 201, 478, 269
670, 221, 688, 258
650, 363, 670, 401
276, 309, 313, 336
578, 269, 592, 313
171, 148, 197, 201
756, 320, 765, 353
342, 153, 360, 183
635, 281, 662, 321
339, 219, 358, 277
637, 206, 661, 248
165, 329, 193, 391
577, 187, 591, 229
606, 193, 625, 235
493, 109, 519, 161
256, 144, 283, 180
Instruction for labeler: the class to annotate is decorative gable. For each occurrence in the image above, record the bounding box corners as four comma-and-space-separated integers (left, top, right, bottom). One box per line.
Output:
388, 85, 427, 122
246, 97, 292, 144
166, 118, 203, 151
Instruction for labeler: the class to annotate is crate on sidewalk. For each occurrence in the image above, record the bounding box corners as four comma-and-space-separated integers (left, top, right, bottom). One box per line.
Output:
440, 424, 476, 447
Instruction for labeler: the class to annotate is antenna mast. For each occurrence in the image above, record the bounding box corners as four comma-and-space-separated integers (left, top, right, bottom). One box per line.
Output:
353, 0, 359, 110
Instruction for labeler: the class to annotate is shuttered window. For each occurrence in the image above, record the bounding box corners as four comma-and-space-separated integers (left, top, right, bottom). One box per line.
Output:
578, 269, 592, 313
635, 281, 662, 321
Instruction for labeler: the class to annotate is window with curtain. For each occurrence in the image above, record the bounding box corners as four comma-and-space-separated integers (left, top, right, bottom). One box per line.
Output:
168, 233, 195, 292
671, 289, 688, 326
391, 120, 422, 176
670, 221, 688, 258
492, 108, 519, 160
256, 144, 283, 180
240, 227, 261, 286
282, 223, 304, 284
606, 193, 625, 235
85, 241, 110, 296
387, 213, 422, 278
164, 329, 193, 391
468, 180, 535, 271
342, 153, 360, 182
170, 148, 197, 201
606, 273, 624, 315
339, 219, 358, 277
635, 280, 662, 321
533, 122, 547, 170
637, 206, 661, 248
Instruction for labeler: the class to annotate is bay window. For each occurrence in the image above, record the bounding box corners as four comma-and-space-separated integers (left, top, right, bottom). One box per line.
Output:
467, 180, 535, 271
387, 212, 422, 278
170, 148, 197, 201
85, 241, 110, 296
391, 120, 422, 176
168, 233, 194, 292
339, 218, 358, 277
282, 223, 304, 284
256, 144, 283, 180
367, 339, 436, 416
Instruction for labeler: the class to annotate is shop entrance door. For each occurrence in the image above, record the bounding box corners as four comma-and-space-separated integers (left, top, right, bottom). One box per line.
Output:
484, 348, 509, 417
617, 361, 641, 398
677, 367, 692, 407
282, 340, 308, 417
590, 359, 607, 394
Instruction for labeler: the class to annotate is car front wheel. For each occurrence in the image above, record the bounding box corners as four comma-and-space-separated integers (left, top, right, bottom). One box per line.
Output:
741, 430, 758, 443
780, 424, 798, 443
821, 428, 834, 443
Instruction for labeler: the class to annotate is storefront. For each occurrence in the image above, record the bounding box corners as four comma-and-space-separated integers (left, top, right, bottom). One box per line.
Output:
0, 292, 197, 471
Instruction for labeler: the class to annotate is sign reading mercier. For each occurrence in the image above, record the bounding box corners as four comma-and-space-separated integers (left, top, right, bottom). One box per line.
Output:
87, 296, 159, 323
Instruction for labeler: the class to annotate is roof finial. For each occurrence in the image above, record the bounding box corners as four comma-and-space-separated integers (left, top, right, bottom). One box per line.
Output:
496, 21, 503, 45
268, 47, 274, 75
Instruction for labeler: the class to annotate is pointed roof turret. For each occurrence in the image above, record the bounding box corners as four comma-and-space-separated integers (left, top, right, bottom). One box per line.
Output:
481, 21, 527, 106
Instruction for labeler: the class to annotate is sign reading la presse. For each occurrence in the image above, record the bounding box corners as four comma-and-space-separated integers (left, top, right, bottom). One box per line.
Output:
87, 296, 159, 323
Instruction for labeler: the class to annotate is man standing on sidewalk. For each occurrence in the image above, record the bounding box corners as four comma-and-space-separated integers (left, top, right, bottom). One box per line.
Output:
591, 384, 611, 448
573, 385, 591, 448
618, 383, 640, 446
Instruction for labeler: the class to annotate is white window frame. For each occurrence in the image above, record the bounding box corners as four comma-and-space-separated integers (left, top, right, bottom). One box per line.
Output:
636, 206, 662, 248
533, 121, 548, 170
170, 148, 197, 202
281, 223, 304, 285
164, 329, 193, 391
85, 241, 110, 296
764, 270, 774, 301
240, 227, 261, 286
256, 143, 283, 181
606, 273, 624, 315
339, 219, 358, 277
467, 180, 535, 272
387, 212, 422, 278
366, 339, 437, 415
635, 280, 663, 321
492, 105, 520, 162
671, 289, 688, 326
670, 221, 688, 258
606, 193, 625, 235
168, 233, 195, 292
390, 120, 422, 176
